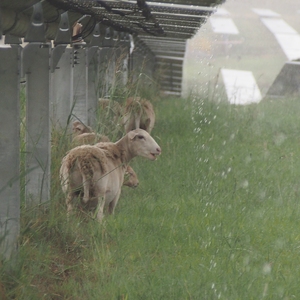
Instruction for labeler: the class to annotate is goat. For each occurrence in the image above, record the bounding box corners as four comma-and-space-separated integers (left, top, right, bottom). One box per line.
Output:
72, 131, 137, 188
60, 129, 161, 221
72, 121, 93, 136
122, 97, 155, 134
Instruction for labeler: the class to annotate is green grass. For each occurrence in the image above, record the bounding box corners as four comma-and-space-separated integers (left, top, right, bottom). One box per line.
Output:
2, 94, 300, 299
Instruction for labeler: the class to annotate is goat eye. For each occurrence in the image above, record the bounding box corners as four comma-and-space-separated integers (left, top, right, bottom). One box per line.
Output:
137, 135, 145, 140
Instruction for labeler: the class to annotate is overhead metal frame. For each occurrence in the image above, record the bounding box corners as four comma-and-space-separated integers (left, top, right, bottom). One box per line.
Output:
0, 0, 224, 95
0, 0, 229, 259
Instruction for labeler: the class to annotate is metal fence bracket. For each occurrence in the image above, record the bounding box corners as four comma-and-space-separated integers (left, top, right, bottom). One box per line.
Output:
24, 3, 46, 43
54, 12, 71, 46
88, 23, 101, 65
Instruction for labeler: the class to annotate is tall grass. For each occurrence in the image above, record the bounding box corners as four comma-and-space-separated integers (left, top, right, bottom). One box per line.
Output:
2, 94, 300, 299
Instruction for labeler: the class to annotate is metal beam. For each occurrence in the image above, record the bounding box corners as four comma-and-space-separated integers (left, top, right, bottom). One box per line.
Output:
146, 2, 215, 14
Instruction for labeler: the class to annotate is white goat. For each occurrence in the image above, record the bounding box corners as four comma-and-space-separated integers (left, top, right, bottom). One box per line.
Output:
122, 97, 155, 134
60, 129, 161, 221
72, 132, 138, 188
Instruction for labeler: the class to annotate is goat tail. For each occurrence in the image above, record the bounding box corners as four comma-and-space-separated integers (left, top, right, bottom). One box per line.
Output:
76, 156, 95, 203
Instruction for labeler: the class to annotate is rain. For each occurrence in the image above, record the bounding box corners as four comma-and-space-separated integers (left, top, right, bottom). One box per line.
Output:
184, 0, 300, 103
186, 0, 300, 297
1, 0, 300, 297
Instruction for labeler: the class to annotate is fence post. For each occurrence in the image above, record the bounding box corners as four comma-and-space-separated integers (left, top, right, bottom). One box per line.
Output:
50, 48, 73, 129
71, 43, 88, 125
23, 3, 51, 205
120, 33, 131, 87
129, 38, 146, 84
0, 41, 21, 259
98, 27, 115, 98
50, 11, 72, 129
114, 32, 130, 90
87, 23, 101, 128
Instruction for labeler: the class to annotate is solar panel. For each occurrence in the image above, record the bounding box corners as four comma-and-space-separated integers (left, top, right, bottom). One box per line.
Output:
0, 0, 225, 94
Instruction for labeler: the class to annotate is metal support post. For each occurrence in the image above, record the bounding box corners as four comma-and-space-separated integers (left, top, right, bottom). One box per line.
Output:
98, 27, 116, 98
23, 43, 51, 205
72, 44, 88, 125
87, 23, 102, 127
131, 48, 146, 83
0, 45, 21, 259
50, 48, 73, 129
114, 34, 128, 90
50, 11, 72, 129
23, 3, 51, 204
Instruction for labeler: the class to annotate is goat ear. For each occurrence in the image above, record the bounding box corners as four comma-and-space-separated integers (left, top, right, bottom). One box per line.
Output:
128, 130, 137, 140
144, 118, 150, 128
74, 125, 82, 132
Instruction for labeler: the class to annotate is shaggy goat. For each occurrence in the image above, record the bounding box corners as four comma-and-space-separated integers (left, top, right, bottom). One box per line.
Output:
122, 97, 155, 134
60, 129, 161, 221
123, 165, 139, 188
72, 121, 93, 136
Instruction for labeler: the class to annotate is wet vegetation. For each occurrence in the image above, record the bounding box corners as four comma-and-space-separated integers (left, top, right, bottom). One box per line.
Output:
2, 94, 300, 299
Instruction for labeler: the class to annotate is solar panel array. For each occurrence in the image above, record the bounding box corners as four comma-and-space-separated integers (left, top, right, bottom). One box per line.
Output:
0, 0, 224, 95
